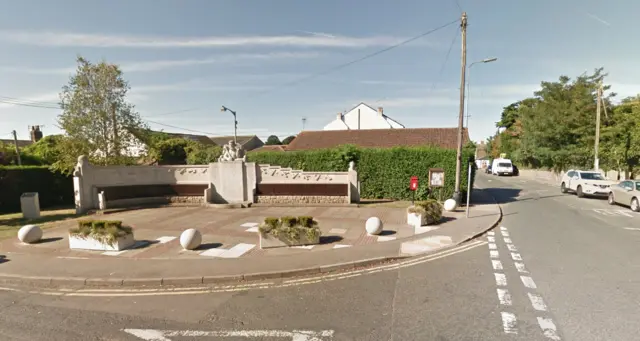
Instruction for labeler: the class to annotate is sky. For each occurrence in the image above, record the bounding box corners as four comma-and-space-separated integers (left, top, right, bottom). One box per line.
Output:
0, 0, 638, 143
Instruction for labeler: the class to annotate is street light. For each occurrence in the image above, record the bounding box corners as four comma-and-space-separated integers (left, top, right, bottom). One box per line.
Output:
220, 106, 238, 144
465, 57, 498, 128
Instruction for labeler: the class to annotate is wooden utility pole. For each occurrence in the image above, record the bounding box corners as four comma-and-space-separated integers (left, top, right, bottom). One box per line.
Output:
454, 12, 468, 203
11, 130, 22, 166
594, 82, 602, 171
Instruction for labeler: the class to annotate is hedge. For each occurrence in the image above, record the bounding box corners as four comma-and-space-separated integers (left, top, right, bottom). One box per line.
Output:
248, 145, 476, 201
0, 166, 74, 214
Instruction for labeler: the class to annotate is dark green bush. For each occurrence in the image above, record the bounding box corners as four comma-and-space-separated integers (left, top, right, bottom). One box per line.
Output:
0, 166, 74, 214
69, 219, 131, 246
248, 145, 475, 201
280, 216, 298, 227
298, 216, 314, 228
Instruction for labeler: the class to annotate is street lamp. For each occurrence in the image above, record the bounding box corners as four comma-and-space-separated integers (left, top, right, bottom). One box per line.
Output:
465, 57, 498, 128
220, 106, 238, 144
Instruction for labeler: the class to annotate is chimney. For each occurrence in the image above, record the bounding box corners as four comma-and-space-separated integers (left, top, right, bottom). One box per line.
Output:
377, 107, 384, 117
30, 125, 43, 143
336, 112, 343, 120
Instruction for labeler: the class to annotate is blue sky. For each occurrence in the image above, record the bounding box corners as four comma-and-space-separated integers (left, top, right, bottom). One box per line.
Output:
0, 0, 637, 143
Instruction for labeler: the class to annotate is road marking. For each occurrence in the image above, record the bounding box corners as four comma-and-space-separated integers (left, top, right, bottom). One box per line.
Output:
240, 222, 259, 228
156, 236, 177, 244
503, 237, 512, 243
494, 273, 507, 286
497, 288, 512, 305
506, 244, 518, 252
501, 312, 518, 334
537, 317, 561, 340
245, 226, 260, 232
199, 248, 228, 257
490, 250, 499, 258
511, 253, 522, 261
528, 292, 547, 311
501, 231, 510, 237
332, 244, 352, 249
488, 243, 497, 250
520, 276, 537, 289
500, 226, 507, 231
377, 236, 396, 242
219, 243, 256, 257
102, 250, 127, 256
491, 260, 503, 270
488, 231, 495, 236
329, 228, 347, 234
514, 262, 528, 273
122, 328, 335, 340
487, 236, 495, 242
624, 227, 640, 231
292, 245, 315, 250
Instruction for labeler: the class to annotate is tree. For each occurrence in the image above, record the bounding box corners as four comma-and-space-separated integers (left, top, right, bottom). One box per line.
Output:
150, 138, 192, 165
186, 144, 222, 165
265, 135, 282, 145
58, 56, 148, 166
281, 135, 296, 145
22, 135, 64, 165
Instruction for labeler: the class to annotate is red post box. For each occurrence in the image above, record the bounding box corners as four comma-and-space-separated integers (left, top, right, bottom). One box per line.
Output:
409, 176, 418, 191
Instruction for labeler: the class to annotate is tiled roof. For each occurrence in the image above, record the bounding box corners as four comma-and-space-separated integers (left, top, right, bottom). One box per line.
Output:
209, 135, 258, 146
250, 145, 287, 152
286, 127, 469, 151
0, 139, 32, 148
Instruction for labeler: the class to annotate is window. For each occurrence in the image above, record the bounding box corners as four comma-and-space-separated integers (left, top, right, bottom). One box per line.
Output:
636, 182, 640, 191
567, 171, 575, 177
498, 162, 511, 167
620, 181, 633, 189
579, 172, 604, 180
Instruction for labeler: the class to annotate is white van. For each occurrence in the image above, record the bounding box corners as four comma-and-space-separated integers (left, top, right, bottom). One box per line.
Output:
491, 158, 514, 176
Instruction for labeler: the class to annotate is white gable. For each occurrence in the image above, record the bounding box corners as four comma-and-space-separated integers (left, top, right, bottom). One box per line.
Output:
322, 103, 404, 130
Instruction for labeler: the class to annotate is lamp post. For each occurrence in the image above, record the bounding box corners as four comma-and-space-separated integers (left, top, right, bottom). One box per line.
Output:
465, 57, 498, 128
220, 106, 238, 144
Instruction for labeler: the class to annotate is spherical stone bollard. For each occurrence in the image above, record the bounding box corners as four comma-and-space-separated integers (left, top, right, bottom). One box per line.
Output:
180, 228, 202, 250
17, 224, 43, 244
365, 217, 383, 235
444, 199, 458, 212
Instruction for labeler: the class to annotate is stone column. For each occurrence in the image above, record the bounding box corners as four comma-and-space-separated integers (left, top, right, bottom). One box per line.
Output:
73, 155, 94, 214
348, 161, 360, 203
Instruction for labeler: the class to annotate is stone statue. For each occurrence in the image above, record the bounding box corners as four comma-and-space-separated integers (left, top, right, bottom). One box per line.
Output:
218, 140, 246, 162
349, 161, 355, 171
73, 155, 89, 177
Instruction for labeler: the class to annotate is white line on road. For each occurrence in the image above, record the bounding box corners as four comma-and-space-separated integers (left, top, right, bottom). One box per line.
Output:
490, 250, 500, 258
528, 292, 548, 311
514, 262, 528, 273
488, 231, 495, 236
520, 276, 537, 289
503, 237, 512, 243
500, 226, 507, 231
537, 317, 562, 340
511, 253, 522, 261
488, 243, 497, 250
501, 231, 510, 237
506, 244, 518, 252
497, 288, 512, 306
491, 260, 503, 270
494, 273, 507, 286
487, 236, 495, 242
123, 328, 335, 340
501, 312, 518, 334
624, 227, 640, 231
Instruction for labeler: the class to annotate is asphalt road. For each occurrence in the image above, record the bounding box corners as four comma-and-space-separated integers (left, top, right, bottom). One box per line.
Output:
1, 173, 638, 341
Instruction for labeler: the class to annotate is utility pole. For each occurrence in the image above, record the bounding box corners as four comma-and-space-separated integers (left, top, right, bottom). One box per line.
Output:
594, 81, 602, 171
454, 12, 468, 203
11, 130, 22, 166
302, 117, 307, 131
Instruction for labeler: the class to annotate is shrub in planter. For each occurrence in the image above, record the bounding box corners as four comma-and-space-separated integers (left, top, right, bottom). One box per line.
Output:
259, 216, 321, 249
407, 199, 443, 227
68, 219, 134, 251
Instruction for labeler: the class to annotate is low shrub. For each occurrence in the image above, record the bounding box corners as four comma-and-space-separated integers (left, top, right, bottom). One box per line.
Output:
408, 199, 443, 223
69, 220, 131, 246
259, 216, 321, 243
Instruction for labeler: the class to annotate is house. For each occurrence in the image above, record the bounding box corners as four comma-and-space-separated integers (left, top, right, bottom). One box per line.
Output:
474, 142, 490, 168
209, 135, 264, 152
249, 145, 287, 153
285, 127, 469, 151
323, 103, 404, 131
0, 126, 44, 163
127, 130, 265, 157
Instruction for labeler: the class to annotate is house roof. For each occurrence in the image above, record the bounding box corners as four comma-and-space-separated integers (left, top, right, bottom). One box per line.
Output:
209, 135, 258, 146
351, 102, 405, 128
0, 139, 32, 148
286, 127, 469, 151
250, 145, 287, 152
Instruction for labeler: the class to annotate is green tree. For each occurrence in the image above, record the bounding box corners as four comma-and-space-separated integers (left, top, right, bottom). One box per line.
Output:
58, 56, 148, 166
265, 135, 282, 145
150, 138, 192, 165
22, 135, 65, 165
281, 135, 296, 145
186, 144, 222, 164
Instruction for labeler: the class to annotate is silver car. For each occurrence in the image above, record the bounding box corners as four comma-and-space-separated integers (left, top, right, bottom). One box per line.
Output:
607, 180, 640, 212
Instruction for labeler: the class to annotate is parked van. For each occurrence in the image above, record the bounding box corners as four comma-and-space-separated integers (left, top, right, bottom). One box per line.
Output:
491, 158, 514, 176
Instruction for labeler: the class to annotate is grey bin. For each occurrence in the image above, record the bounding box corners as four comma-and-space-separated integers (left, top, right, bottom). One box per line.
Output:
20, 192, 41, 219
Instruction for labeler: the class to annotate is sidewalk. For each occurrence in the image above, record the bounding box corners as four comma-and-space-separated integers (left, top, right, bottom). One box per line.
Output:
0, 190, 501, 288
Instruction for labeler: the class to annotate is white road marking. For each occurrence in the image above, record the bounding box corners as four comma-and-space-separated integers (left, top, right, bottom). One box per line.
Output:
511, 253, 522, 261
528, 292, 548, 311
332, 244, 352, 249
102, 250, 127, 256
520, 276, 537, 289
501, 231, 510, 237
414, 225, 438, 234
501, 312, 518, 334
491, 260, 503, 270
377, 236, 396, 242
240, 222, 259, 228
156, 236, 177, 244
624, 227, 640, 231
122, 328, 335, 340
500, 226, 507, 231
537, 317, 562, 340
399, 235, 453, 255
199, 248, 228, 257
245, 226, 259, 233
487, 236, 495, 242
328, 228, 347, 235
503, 237, 512, 243
490, 250, 499, 258
494, 273, 507, 286
292, 245, 315, 250
488, 243, 497, 250
514, 262, 528, 273
506, 244, 518, 252
497, 288, 512, 306
488, 231, 495, 236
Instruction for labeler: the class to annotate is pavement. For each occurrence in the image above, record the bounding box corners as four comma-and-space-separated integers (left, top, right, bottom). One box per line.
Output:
0, 190, 500, 287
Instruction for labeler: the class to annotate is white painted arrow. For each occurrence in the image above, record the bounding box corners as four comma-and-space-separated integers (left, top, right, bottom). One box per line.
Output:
122, 328, 335, 340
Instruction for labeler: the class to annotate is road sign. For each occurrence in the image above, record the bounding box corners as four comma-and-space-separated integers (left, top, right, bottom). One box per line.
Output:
123, 328, 335, 340
409, 176, 418, 191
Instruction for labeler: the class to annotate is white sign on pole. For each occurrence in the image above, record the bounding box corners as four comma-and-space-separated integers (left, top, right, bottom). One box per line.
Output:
123, 328, 335, 341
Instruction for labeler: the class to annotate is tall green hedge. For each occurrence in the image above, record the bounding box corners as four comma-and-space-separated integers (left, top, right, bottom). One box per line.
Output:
248, 145, 476, 201
0, 166, 74, 214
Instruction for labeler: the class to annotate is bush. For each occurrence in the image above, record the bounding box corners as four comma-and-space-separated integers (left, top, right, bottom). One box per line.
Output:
408, 199, 443, 223
0, 166, 74, 214
69, 219, 131, 246
258, 216, 320, 243
248, 145, 475, 201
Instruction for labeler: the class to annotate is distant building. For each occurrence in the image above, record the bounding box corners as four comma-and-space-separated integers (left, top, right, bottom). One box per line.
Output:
0, 126, 44, 164
323, 103, 404, 131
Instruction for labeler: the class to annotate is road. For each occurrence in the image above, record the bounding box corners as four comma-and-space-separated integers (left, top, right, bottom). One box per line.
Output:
1, 173, 639, 340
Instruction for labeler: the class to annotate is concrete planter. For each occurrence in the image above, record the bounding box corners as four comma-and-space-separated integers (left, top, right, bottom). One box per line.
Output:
68, 233, 135, 251
407, 208, 438, 227
259, 231, 320, 249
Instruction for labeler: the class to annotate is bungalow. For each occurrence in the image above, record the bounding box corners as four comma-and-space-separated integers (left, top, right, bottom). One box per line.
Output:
324, 103, 405, 131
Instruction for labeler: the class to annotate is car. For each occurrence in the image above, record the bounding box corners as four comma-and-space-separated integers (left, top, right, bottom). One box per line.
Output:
560, 169, 615, 198
512, 164, 519, 176
607, 180, 640, 212
491, 158, 514, 176
485, 165, 492, 174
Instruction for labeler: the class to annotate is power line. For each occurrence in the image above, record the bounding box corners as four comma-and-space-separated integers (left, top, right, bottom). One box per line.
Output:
0, 95, 60, 106
0, 99, 60, 109
430, 26, 459, 93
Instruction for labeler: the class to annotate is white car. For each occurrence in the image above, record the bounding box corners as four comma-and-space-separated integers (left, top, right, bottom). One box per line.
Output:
491, 158, 514, 176
560, 169, 615, 198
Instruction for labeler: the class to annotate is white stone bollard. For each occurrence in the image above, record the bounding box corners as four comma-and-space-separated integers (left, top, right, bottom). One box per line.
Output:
180, 228, 202, 250
444, 199, 458, 212
18, 224, 43, 244
365, 217, 383, 235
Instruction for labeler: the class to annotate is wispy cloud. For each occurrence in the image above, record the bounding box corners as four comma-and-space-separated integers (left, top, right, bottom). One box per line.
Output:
0, 52, 322, 75
586, 12, 611, 27
297, 30, 336, 39
0, 30, 408, 48
132, 79, 268, 94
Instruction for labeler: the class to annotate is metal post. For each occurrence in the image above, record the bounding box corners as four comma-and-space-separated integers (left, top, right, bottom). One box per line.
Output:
594, 83, 601, 171
11, 130, 22, 166
466, 162, 472, 218
454, 12, 468, 204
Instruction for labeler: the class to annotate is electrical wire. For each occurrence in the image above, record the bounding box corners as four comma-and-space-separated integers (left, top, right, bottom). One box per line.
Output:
429, 25, 459, 93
